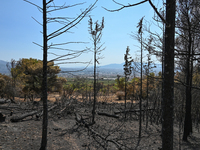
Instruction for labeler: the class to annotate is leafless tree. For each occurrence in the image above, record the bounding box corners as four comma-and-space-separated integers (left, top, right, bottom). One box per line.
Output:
104, 0, 176, 149
23, 0, 98, 149
88, 16, 105, 124
176, 0, 200, 141
123, 46, 133, 118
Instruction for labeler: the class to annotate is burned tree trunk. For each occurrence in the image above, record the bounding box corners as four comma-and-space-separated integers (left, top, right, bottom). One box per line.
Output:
10, 105, 56, 122
162, 0, 176, 149
10, 110, 38, 122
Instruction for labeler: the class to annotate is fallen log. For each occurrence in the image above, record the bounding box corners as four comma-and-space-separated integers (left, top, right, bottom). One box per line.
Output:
114, 109, 139, 115
0, 99, 10, 104
10, 105, 57, 122
0, 99, 16, 104
0, 106, 22, 110
10, 110, 39, 122
97, 112, 119, 118
0, 99, 7, 104
114, 108, 161, 114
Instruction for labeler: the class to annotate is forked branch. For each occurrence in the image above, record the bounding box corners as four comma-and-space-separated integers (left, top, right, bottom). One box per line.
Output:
104, 0, 167, 24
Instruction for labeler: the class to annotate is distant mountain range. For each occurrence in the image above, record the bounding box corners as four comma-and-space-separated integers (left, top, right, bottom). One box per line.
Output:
60, 62, 162, 77
0, 60, 162, 76
99, 63, 162, 71
99, 63, 124, 69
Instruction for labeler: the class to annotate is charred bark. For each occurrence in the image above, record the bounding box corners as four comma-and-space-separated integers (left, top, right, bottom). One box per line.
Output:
10, 110, 38, 122
40, 0, 48, 149
97, 112, 119, 118
162, 0, 176, 149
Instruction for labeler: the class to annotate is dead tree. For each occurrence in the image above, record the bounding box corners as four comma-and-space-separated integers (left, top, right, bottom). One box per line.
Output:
137, 16, 144, 138
123, 46, 133, 118
88, 16, 105, 124
23, 0, 98, 149
105, 0, 176, 149
176, 0, 200, 141
162, 0, 176, 149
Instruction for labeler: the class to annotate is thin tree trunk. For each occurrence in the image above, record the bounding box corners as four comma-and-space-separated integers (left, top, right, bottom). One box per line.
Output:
139, 29, 143, 138
161, 5, 165, 126
162, 0, 176, 149
146, 59, 149, 129
40, 0, 48, 149
125, 76, 127, 118
183, 21, 193, 141
92, 36, 97, 124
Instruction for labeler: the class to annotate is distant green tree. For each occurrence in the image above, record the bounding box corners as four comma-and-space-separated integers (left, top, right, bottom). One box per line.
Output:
6, 59, 18, 100
0, 77, 6, 98
0, 74, 13, 99
114, 76, 125, 91
12, 58, 61, 100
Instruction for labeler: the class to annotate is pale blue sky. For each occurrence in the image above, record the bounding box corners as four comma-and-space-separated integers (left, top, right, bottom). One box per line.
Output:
0, 0, 163, 67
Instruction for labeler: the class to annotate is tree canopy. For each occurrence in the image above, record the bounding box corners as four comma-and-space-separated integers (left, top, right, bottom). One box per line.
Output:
11, 58, 61, 98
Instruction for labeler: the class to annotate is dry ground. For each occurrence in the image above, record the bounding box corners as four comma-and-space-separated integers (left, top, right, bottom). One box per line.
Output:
0, 96, 200, 150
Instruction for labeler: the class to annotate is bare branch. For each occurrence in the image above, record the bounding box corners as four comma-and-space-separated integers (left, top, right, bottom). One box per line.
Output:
33, 42, 43, 48
148, 0, 167, 24
51, 53, 83, 62
103, 0, 148, 12
47, 52, 60, 56
104, 0, 167, 25
112, 0, 125, 6
47, 0, 98, 40
47, 18, 70, 25
32, 17, 43, 26
47, 3, 85, 13
55, 61, 89, 65
46, 0, 53, 5
174, 78, 200, 91
50, 41, 88, 47
47, 17, 72, 24
59, 61, 92, 73
48, 47, 89, 52
23, 0, 42, 10
48, 49, 88, 63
